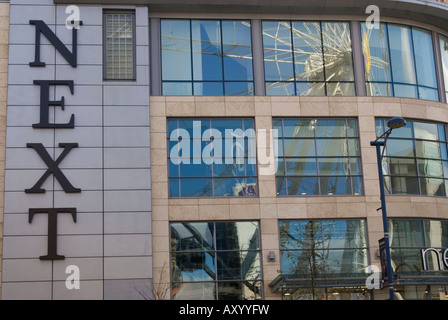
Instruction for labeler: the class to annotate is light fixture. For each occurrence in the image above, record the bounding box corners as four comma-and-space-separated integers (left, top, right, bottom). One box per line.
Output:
387, 116, 406, 129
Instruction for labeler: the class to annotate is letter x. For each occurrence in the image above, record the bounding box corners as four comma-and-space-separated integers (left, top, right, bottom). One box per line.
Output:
26, 143, 81, 193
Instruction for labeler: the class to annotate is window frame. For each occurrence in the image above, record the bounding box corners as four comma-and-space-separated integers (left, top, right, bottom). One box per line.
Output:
361, 22, 439, 101
103, 9, 137, 81
167, 118, 259, 198
274, 117, 364, 196
261, 20, 357, 97
376, 118, 448, 197
160, 19, 255, 96
170, 220, 263, 300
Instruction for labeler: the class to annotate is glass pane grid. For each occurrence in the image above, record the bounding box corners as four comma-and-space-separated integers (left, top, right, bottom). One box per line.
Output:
170, 221, 262, 300
262, 21, 355, 97
168, 118, 258, 198
161, 19, 254, 96
377, 118, 448, 196
362, 23, 439, 102
104, 12, 135, 80
275, 118, 363, 196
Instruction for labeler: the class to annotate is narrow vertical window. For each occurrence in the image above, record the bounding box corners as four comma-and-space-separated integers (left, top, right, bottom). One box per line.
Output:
104, 10, 136, 80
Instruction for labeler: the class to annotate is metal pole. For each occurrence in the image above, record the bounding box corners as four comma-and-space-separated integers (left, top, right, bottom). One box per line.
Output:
370, 139, 395, 300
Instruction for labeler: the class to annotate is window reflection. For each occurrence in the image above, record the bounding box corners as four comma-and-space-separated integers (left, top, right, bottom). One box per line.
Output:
161, 20, 254, 96
361, 23, 439, 101
440, 35, 448, 101
275, 118, 363, 196
263, 21, 355, 96
279, 219, 369, 275
376, 119, 448, 196
389, 219, 448, 273
168, 119, 257, 198
171, 221, 262, 300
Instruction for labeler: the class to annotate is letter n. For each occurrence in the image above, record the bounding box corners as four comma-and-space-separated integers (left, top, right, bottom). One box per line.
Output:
29, 20, 81, 67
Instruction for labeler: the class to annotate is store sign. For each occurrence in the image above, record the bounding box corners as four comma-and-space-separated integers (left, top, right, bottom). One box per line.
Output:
27, 19, 82, 260
421, 248, 448, 271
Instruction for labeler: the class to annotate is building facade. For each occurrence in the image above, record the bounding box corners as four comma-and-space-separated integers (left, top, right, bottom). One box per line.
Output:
1, 0, 448, 300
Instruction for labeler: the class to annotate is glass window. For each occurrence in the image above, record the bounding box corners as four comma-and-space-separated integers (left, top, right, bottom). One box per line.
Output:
171, 221, 262, 300
361, 23, 439, 101
262, 21, 355, 96
161, 20, 254, 96
168, 118, 257, 198
104, 11, 135, 80
279, 219, 369, 275
376, 119, 448, 196
389, 219, 448, 273
440, 34, 448, 101
274, 118, 363, 196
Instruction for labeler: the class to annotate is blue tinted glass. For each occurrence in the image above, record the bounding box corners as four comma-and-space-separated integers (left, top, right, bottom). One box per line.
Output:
388, 24, 417, 85
284, 139, 316, 157
315, 119, 347, 137
287, 176, 319, 195
177, 119, 210, 137
283, 119, 315, 138
386, 139, 414, 157
244, 119, 254, 130
192, 20, 223, 81
393, 84, 418, 99
169, 161, 179, 177
179, 162, 212, 177
169, 178, 180, 197
412, 28, 437, 89
162, 82, 193, 95
361, 23, 392, 82
194, 82, 224, 95
276, 177, 287, 195
292, 22, 324, 81
180, 178, 213, 197
322, 22, 354, 82
212, 119, 243, 133
315, 139, 347, 157
440, 35, 448, 98
285, 158, 317, 176
418, 87, 439, 102
318, 157, 350, 176
161, 20, 192, 81
352, 176, 363, 195
266, 82, 295, 95
213, 161, 246, 177
214, 177, 249, 197
222, 21, 253, 81
320, 176, 351, 195
366, 82, 393, 97
262, 21, 294, 81
296, 82, 326, 96
224, 82, 254, 96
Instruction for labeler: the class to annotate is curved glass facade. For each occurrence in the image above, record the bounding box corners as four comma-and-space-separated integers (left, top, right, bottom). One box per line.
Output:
361, 23, 439, 101
376, 119, 448, 196
262, 21, 355, 96
160, 19, 448, 102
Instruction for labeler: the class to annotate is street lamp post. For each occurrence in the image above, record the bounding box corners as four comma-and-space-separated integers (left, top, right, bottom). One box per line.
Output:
370, 116, 407, 301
